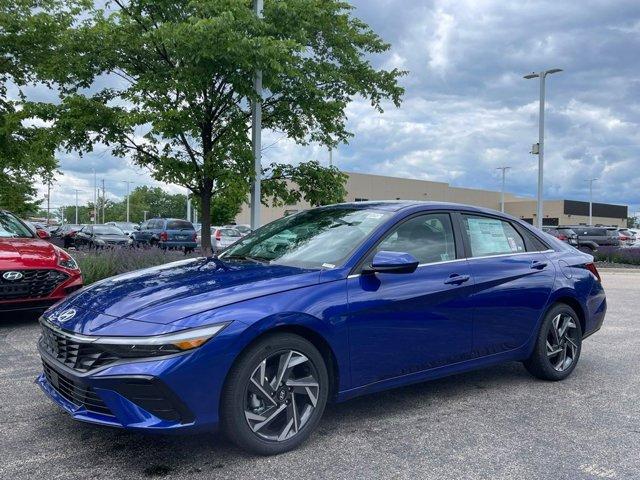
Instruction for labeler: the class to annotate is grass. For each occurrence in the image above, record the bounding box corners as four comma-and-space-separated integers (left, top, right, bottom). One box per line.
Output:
72, 247, 200, 284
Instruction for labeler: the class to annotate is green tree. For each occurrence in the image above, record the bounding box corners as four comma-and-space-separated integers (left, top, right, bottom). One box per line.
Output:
3, 0, 404, 253
0, 0, 60, 215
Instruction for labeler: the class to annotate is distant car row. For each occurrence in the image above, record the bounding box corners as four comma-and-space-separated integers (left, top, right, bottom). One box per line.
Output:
45, 218, 252, 253
543, 225, 639, 250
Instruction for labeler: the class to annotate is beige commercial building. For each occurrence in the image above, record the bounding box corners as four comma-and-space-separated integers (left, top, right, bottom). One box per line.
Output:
235, 171, 628, 228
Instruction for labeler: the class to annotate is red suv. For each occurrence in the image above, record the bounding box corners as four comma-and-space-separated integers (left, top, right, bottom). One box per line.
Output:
0, 210, 83, 313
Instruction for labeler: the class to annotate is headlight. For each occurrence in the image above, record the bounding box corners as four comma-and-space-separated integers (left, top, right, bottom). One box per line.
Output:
56, 249, 79, 270
48, 322, 230, 359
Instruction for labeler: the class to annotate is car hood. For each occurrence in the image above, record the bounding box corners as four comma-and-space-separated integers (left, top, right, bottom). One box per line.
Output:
62, 258, 321, 328
0, 238, 58, 268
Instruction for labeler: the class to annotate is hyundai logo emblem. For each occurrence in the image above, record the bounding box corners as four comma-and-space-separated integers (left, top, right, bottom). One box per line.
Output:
56, 309, 77, 323
2, 271, 23, 281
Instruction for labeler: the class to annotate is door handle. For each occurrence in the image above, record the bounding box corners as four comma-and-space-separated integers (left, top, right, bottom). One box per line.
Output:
530, 260, 548, 270
444, 274, 470, 285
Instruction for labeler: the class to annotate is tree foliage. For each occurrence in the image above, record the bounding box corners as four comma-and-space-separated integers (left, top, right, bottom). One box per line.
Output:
2, 0, 404, 252
0, 0, 61, 214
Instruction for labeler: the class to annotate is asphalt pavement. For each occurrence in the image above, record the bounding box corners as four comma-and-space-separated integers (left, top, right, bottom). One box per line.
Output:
1, 269, 638, 480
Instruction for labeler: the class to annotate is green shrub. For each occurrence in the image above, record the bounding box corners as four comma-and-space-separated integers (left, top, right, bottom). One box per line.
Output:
74, 248, 199, 285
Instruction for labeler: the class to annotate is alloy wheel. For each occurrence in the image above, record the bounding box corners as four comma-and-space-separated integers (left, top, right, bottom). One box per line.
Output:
244, 350, 320, 442
546, 313, 579, 371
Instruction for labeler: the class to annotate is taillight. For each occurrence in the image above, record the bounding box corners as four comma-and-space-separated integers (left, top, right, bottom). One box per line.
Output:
215, 230, 221, 241
192, 232, 197, 241
620, 235, 629, 241
585, 262, 601, 282
160, 231, 168, 242
557, 234, 567, 241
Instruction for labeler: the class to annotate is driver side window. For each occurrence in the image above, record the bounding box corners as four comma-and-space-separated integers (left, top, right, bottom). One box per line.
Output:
376, 213, 457, 264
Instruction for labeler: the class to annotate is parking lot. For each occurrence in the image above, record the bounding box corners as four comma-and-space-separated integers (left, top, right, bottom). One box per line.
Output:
1, 269, 638, 480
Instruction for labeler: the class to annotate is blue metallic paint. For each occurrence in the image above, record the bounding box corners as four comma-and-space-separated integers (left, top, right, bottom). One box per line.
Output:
37, 201, 606, 434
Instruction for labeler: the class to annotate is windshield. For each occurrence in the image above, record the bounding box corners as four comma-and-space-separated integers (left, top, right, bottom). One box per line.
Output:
113, 222, 136, 229
0, 212, 34, 238
93, 226, 125, 235
220, 228, 242, 237
221, 207, 391, 268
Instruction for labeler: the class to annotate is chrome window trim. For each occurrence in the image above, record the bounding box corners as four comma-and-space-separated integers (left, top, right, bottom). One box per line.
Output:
346, 249, 554, 279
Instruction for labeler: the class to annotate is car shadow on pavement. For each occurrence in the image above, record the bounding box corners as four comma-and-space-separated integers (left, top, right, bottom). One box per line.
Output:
0, 310, 43, 325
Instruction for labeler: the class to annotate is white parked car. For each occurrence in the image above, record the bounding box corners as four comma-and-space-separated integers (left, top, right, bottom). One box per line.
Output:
196, 226, 243, 252
224, 224, 252, 236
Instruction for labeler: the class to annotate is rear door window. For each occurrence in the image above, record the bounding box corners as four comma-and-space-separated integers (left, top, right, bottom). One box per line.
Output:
463, 215, 526, 257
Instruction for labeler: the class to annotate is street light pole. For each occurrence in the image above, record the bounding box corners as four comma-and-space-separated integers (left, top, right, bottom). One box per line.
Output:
524, 68, 562, 229
586, 178, 597, 226
74, 189, 80, 224
249, 0, 263, 231
496, 166, 511, 213
123, 181, 131, 223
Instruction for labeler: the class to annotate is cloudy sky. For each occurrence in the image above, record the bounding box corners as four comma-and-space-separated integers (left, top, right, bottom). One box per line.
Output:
30, 0, 640, 216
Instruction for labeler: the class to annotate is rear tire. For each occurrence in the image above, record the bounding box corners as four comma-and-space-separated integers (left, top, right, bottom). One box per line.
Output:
523, 304, 582, 381
221, 333, 329, 455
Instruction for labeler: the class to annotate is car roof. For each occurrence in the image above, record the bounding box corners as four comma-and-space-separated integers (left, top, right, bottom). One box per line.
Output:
318, 200, 522, 219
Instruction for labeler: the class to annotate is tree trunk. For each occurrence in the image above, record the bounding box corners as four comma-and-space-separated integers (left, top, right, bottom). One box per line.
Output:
199, 179, 214, 256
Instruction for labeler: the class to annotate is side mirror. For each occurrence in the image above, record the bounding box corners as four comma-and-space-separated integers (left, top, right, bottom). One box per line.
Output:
365, 251, 419, 274
36, 229, 50, 239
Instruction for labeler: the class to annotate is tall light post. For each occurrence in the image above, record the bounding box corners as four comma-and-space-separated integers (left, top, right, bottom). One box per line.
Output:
93, 169, 97, 225
586, 178, 597, 226
74, 189, 82, 224
123, 181, 132, 222
496, 166, 511, 213
524, 68, 562, 229
249, 0, 264, 231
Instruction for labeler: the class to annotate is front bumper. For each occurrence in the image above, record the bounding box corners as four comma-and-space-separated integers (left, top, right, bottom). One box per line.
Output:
36, 335, 237, 433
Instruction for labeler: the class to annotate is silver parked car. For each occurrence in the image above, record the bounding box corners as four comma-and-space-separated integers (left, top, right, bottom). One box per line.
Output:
105, 221, 139, 237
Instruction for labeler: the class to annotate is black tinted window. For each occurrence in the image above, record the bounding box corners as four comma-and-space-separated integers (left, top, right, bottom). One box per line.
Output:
463, 215, 526, 257
376, 213, 456, 264
520, 228, 549, 251
166, 220, 194, 230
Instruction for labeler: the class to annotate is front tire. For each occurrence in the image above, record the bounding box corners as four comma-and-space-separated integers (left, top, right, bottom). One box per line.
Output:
221, 333, 329, 455
523, 304, 582, 381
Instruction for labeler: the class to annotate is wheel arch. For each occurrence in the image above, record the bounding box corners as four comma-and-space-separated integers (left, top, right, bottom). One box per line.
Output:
223, 315, 342, 403
548, 293, 587, 336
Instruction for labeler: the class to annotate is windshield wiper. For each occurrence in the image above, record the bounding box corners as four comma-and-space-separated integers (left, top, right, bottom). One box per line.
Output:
223, 254, 270, 264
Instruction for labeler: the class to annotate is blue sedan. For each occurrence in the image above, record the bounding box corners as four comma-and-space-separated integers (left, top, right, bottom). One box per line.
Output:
37, 201, 606, 455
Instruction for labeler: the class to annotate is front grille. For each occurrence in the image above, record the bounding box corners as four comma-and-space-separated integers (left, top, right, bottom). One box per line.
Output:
0, 269, 69, 300
40, 323, 119, 372
42, 360, 113, 417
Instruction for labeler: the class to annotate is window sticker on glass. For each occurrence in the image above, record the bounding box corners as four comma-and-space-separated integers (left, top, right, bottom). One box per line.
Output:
466, 217, 524, 257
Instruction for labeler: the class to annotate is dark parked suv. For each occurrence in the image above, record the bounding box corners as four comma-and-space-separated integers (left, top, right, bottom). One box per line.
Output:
567, 226, 620, 247
133, 218, 197, 252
